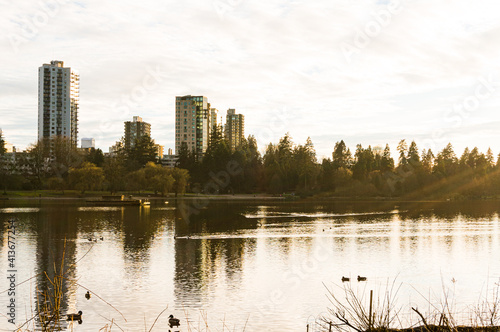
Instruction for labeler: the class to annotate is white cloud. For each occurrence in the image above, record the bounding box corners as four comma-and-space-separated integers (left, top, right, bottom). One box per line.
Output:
1, 0, 500, 159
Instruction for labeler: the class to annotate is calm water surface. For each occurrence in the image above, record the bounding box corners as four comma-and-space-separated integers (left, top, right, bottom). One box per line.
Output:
1, 199, 500, 331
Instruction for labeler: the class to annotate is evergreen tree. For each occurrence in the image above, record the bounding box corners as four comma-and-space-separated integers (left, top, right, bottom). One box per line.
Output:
293, 137, 319, 192
86, 148, 105, 167
202, 124, 232, 190
176, 142, 196, 170
381, 144, 394, 172
263, 133, 295, 193
352, 144, 375, 180
421, 149, 434, 173
470, 147, 488, 174
263, 142, 282, 193
486, 148, 494, 169
468, 147, 480, 169
231, 135, 263, 193
246, 135, 264, 191
332, 140, 351, 169
276, 133, 295, 191
127, 135, 158, 170
407, 141, 420, 166
397, 139, 408, 166
433, 143, 457, 177
320, 158, 335, 191
459, 147, 471, 170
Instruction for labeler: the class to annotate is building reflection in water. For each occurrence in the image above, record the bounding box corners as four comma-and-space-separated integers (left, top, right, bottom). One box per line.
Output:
33, 204, 78, 330
122, 206, 154, 271
172, 200, 254, 307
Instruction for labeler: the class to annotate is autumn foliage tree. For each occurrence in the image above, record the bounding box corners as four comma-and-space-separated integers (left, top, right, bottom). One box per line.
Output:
68, 162, 104, 193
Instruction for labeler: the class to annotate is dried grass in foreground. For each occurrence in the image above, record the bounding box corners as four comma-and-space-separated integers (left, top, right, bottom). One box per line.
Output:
319, 279, 500, 332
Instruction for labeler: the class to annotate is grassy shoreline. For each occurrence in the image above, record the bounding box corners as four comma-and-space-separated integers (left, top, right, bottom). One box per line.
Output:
0, 190, 284, 200
2, 189, 500, 202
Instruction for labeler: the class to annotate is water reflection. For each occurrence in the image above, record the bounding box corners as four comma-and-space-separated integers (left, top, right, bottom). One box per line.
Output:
0, 199, 499, 330
33, 205, 78, 330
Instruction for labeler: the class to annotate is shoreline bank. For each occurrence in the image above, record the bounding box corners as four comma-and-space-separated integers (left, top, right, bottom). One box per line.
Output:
1, 191, 499, 203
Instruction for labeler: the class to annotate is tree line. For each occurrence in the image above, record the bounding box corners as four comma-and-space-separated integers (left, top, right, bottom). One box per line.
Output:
2, 128, 500, 199
176, 126, 500, 199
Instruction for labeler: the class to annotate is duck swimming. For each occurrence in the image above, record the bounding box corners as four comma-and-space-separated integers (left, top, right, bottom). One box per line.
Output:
85, 291, 91, 300
357, 275, 367, 282
341, 276, 350, 282
66, 311, 82, 321
169, 314, 180, 328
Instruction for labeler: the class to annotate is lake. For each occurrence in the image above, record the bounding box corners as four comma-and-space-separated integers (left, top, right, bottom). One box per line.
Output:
1, 198, 500, 331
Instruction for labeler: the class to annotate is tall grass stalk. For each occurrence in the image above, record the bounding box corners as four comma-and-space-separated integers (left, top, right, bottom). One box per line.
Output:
321, 279, 402, 332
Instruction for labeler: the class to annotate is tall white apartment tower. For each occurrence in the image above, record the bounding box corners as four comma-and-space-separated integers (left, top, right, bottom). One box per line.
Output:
38, 60, 79, 147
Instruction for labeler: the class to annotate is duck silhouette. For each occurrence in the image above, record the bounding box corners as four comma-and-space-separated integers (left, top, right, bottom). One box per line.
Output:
357, 275, 367, 282
85, 291, 91, 300
341, 276, 350, 282
169, 314, 180, 328
66, 311, 82, 321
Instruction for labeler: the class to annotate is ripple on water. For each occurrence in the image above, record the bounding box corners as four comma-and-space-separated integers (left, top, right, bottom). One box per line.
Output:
0, 207, 40, 213
243, 210, 402, 219
77, 207, 122, 212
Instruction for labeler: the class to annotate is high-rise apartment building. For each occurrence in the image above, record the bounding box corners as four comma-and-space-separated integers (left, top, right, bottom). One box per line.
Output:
225, 109, 245, 150
38, 60, 79, 146
175, 95, 209, 155
209, 108, 219, 132
124, 116, 151, 150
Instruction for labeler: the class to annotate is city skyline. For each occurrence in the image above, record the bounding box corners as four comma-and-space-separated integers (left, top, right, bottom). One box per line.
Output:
2, 1, 500, 159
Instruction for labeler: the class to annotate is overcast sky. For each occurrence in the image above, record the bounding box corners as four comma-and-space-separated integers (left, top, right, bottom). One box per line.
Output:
2, 0, 500, 159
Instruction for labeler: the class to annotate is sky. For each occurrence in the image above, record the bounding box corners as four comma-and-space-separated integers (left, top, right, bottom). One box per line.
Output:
2, 0, 500, 160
